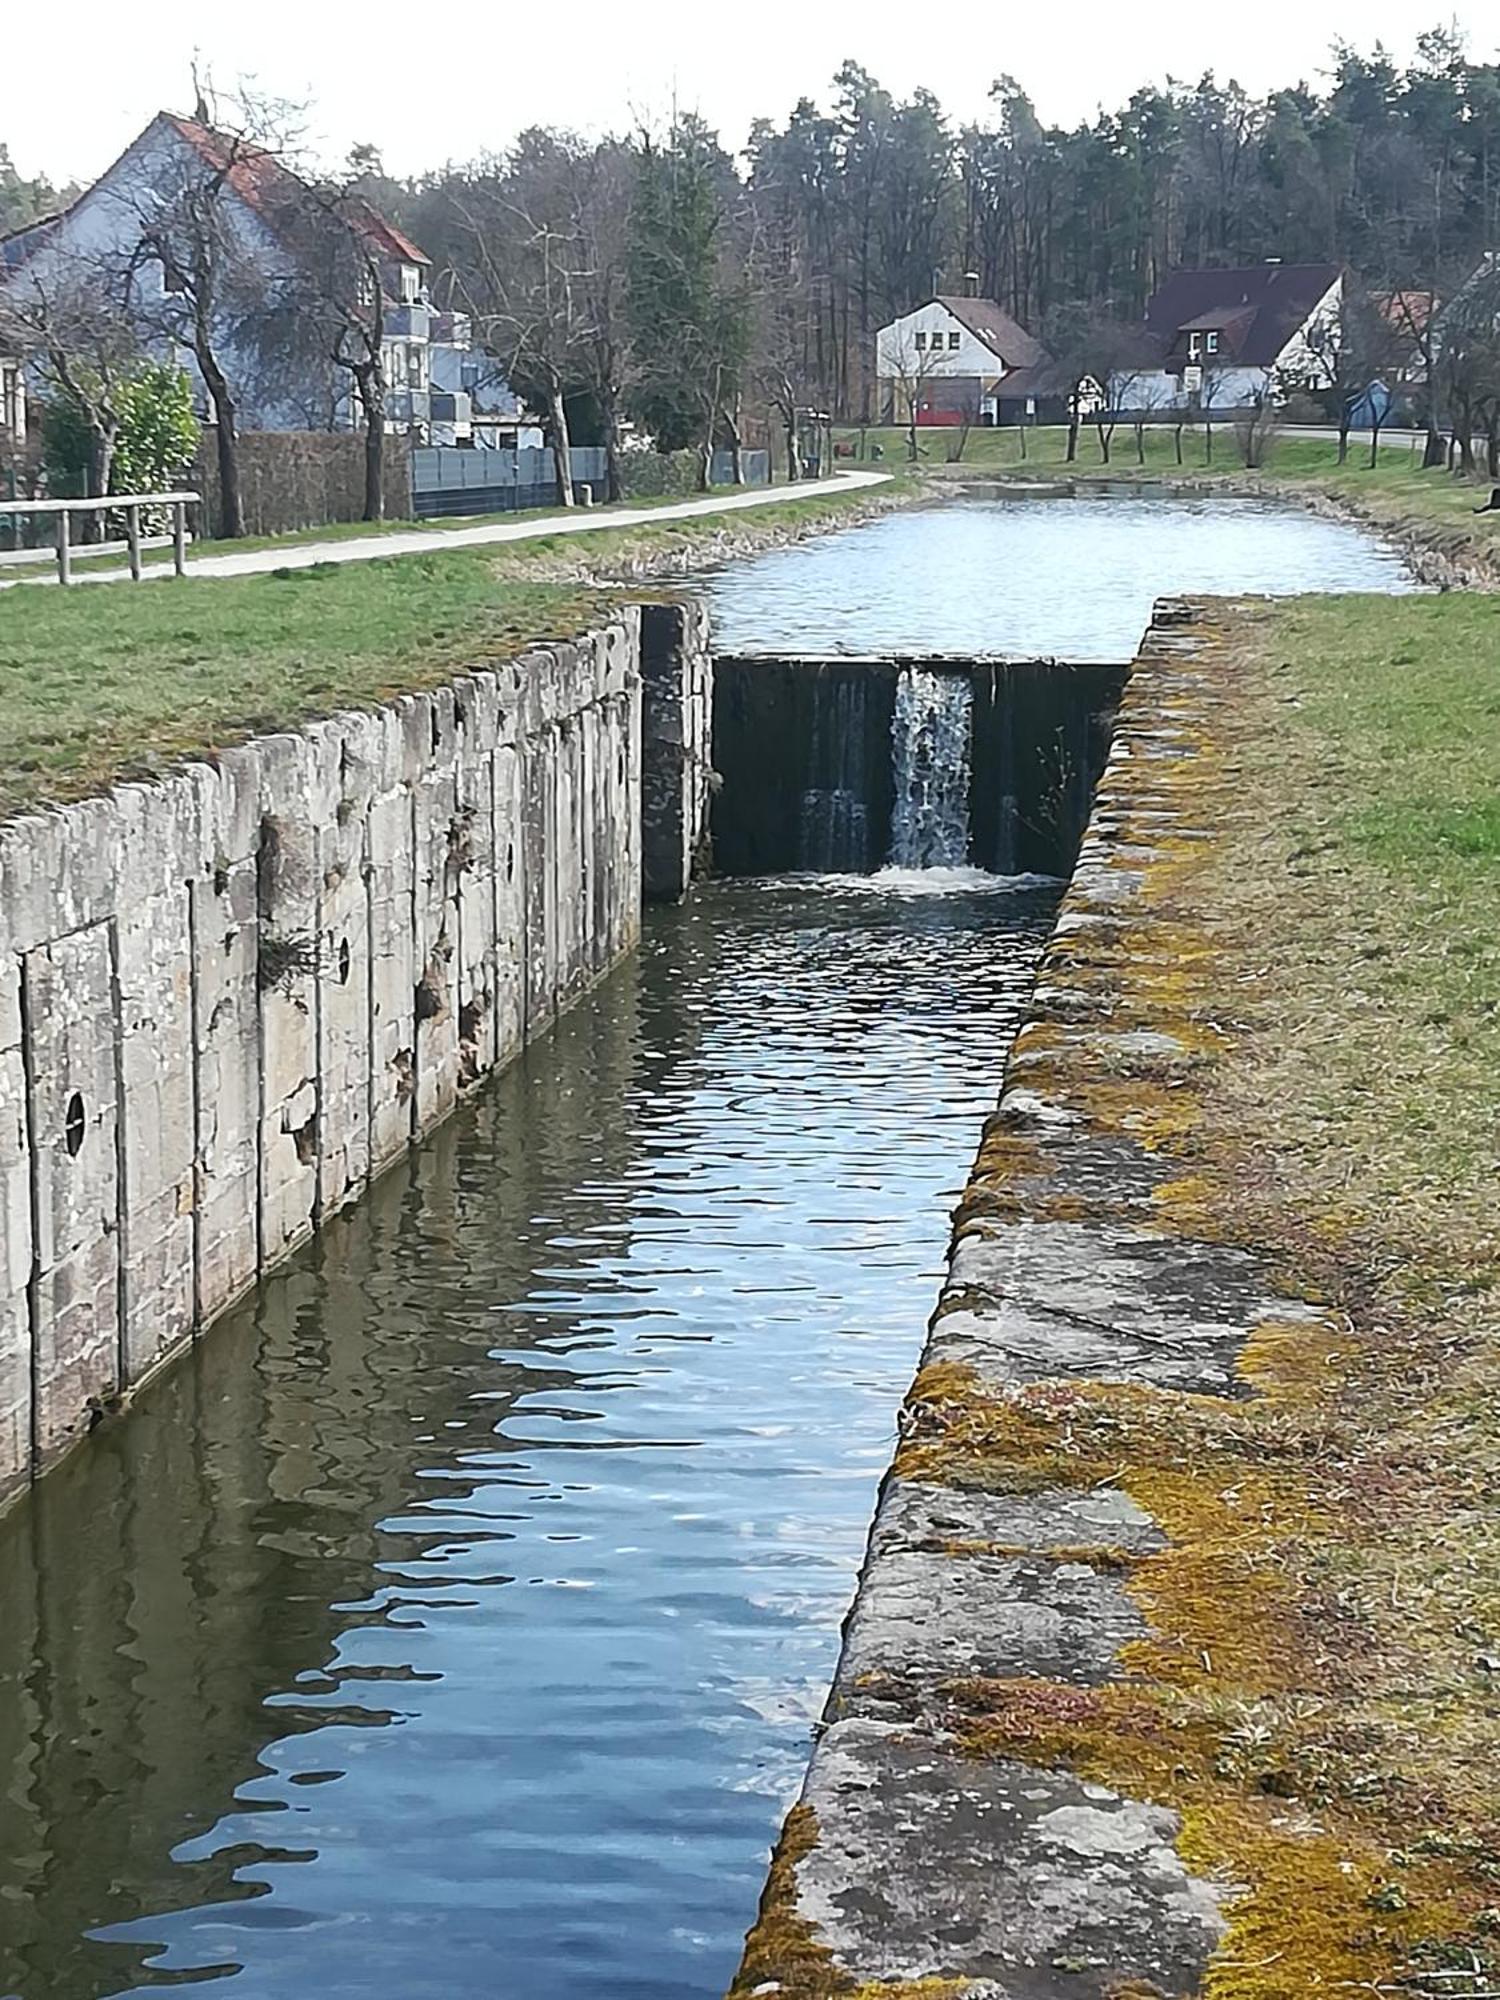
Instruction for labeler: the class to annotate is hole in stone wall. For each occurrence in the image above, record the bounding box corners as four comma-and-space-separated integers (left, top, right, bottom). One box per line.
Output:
64, 1091, 85, 1157
339, 937, 352, 985
430, 708, 441, 754
292, 1114, 318, 1166
506, 840, 516, 882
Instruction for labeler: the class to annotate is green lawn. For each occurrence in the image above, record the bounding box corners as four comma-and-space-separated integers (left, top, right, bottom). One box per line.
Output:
0, 483, 889, 819
1214, 591, 1500, 1252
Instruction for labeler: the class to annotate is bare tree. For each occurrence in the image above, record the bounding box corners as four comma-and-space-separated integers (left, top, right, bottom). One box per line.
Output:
436, 157, 590, 509
267, 177, 398, 520
881, 325, 945, 460
118, 85, 309, 539
3, 264, 139, 519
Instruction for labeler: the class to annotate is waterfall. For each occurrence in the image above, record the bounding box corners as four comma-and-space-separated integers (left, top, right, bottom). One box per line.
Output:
887, 669, 973, 869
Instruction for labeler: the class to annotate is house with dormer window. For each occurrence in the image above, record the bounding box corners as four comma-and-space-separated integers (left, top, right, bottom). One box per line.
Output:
1115, 262, 1344, 412
876, 283, 1052, 425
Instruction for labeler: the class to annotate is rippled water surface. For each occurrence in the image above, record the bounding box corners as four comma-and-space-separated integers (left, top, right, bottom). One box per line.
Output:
0, 876, 1056, 2000
707, 489, 1417, 656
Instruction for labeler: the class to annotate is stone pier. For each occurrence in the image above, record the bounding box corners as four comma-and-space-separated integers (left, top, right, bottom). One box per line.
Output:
729, 601, 1335, 1998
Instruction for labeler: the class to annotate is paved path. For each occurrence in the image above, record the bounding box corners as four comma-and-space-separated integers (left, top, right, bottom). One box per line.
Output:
1, 472, 893, 591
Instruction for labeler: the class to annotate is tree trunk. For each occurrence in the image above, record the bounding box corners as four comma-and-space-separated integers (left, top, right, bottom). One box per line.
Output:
784, 413, 800, 481
724, 404, 745, 485
199, 350, 244, 540
1423, 423, 1446, 468
1369, 421, 1383, 470
1204, 415, 1214, 464
597, 383, 623, 503
85, 428, 116, 539
1065, 416, 1079, 463
544, 382, 574, 508
1173, 423, 1184, 465
1487, 417, 1500, 482
1134, 422, 1145, 465
1337, 420, 1349, 465
350, 361, 386, 524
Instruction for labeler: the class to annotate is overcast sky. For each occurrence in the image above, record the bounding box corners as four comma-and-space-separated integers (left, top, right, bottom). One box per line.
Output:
8, 0, 1495, 188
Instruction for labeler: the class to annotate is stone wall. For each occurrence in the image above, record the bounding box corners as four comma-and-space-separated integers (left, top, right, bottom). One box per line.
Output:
0, 615, 646, 1507
640, 600, 713, 900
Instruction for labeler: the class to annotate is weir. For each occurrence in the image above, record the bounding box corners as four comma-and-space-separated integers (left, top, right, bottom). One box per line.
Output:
711, 653, 1125, 879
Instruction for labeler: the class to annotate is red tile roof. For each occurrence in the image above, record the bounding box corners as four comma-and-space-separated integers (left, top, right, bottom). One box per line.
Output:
165, 115, 430, 267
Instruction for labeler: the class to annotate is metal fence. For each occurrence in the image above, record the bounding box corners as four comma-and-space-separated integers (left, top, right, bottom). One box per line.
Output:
411, 447, 605, 518
410, 446, 771, 518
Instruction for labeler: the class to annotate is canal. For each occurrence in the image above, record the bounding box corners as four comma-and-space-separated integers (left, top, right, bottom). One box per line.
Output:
0, 493, 1414, 2000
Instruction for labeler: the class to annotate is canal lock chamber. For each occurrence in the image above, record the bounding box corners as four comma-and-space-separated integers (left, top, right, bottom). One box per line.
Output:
709, 654, 1128, 881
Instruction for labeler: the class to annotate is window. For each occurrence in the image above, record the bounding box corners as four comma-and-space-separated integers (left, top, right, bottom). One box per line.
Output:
400, 263, 421, 304
1205, 330, 1220, 355
948, 330, 961, 350
1, 366, 18, 437
914, 331, 927, 350
1187, 331, 1203, 359
406, 344, 424, 388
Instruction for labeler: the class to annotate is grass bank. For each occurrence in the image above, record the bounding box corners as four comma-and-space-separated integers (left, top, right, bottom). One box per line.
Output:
0, 482, 892, 820
838, 423, 1500, 579
1176, 590, 1500, 1988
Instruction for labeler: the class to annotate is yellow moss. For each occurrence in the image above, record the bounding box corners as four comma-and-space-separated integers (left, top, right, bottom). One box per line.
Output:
728, 1805, 848, 1999
1237, 1316, 1360, 1406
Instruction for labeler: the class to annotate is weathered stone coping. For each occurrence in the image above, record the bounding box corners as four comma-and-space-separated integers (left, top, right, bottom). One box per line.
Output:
728, 599, 1339, 1999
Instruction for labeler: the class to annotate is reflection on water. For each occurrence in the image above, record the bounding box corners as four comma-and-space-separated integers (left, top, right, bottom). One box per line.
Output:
707, 490, 1417, 657
0, 875, 1055, 2000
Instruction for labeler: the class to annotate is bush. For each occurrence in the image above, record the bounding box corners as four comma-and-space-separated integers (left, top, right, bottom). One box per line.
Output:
113, 364, 199, 497
41, 363, 199, 506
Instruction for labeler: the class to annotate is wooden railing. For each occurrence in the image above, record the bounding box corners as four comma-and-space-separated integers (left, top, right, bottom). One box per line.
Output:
0, 492, 200, 584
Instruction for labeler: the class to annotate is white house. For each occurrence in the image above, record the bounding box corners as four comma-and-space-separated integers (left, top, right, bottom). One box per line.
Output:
0, 112, 481, 444
1115, 262, 1344, 413
876, 289, 1050, 426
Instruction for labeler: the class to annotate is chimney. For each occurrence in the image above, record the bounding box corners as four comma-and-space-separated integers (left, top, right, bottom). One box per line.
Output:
964, 270, 980, 298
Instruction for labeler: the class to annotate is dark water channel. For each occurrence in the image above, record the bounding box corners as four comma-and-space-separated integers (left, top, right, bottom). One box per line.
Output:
0, 877, 1056, 2000
0, 493, 1417, 2000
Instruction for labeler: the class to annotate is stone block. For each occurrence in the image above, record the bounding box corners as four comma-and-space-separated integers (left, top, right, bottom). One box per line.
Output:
23, 924, 120, 1463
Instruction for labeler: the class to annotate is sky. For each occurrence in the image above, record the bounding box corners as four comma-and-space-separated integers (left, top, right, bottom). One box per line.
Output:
7, 0, 1495, 189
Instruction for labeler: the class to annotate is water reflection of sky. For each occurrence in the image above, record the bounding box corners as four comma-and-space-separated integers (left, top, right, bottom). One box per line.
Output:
707, 490, 1417, 658
0, 878, 1055, 2000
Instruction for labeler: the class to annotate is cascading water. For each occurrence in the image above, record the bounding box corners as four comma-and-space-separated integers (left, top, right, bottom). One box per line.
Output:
887, 668, 974, 869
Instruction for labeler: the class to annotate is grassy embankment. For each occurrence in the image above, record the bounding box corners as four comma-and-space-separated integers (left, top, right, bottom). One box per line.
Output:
0, 482, 890, 820
840, 422, 1500, 574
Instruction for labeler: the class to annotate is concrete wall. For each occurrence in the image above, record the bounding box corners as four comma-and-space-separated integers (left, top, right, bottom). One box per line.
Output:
0, 614, 650, 1506
640, 601, 714, 900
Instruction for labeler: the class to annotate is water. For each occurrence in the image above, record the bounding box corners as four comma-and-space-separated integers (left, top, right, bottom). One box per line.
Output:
707, 489, 1418, 656
888, 669, 974, 868
0, 876, 1057, 2000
